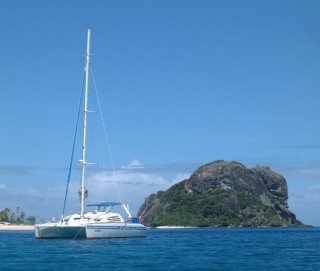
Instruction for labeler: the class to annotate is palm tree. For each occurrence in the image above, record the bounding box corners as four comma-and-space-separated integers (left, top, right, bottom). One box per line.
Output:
20, 211, 26, 222
3, 208, 11, 222
10, 213, 16, 223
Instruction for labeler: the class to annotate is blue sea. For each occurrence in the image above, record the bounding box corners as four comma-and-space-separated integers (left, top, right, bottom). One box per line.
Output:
1, 227, 319, 270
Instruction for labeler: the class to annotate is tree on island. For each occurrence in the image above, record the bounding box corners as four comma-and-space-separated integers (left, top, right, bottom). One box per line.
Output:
0, 207, 35, 225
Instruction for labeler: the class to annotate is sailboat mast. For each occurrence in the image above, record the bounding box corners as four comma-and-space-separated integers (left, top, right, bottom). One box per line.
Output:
80, 27, 91, 218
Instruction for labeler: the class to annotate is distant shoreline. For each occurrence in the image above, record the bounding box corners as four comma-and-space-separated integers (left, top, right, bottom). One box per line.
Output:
0, 224, 34, 231
154, 225, 313, 229
156, 226, 197, 229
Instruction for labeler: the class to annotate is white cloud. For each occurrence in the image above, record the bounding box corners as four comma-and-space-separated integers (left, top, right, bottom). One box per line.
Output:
125, 159, 144, 169
89, 169, 168, 186
0, 184, 6, 189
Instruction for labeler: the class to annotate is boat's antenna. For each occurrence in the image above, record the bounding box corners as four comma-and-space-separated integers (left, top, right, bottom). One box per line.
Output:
80, 27, 91, 218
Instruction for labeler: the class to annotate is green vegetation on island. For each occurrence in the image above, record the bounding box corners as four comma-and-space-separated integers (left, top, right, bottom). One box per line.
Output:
0, 207, 35, 225
138, 160, 304, 227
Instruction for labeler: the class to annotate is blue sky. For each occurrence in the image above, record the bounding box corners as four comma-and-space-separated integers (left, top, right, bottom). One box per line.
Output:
1, 1, 320, 225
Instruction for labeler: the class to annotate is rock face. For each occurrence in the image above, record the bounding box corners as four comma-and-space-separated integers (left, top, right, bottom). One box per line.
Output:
138, 160, 303, 227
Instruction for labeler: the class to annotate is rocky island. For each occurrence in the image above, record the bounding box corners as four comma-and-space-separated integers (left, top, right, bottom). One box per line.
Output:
138, 160, 304, 227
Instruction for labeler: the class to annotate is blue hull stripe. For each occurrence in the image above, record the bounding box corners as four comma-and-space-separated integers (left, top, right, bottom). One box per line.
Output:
87, 226, 146, 230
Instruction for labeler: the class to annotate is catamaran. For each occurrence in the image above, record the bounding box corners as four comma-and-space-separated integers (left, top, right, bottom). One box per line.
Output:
34, 28, 147, 239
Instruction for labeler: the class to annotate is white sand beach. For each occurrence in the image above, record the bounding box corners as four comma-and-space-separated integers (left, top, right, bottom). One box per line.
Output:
0, 224, 34, 231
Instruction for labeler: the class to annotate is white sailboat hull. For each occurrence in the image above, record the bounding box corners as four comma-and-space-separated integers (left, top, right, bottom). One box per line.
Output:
35, 224, 86, 239
35, 221, 147, 239
86, 223, 147, 239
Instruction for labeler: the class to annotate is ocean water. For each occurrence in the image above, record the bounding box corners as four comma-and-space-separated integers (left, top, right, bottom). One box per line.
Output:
0, 227, 319, 270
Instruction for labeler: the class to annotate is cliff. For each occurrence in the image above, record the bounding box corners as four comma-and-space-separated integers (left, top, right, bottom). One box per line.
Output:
138, 160, 304, 227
